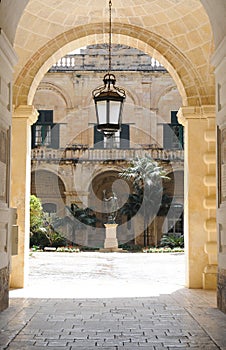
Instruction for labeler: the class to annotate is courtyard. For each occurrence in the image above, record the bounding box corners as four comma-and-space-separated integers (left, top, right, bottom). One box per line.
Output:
10, 252, 185, 299
0, 252, 225, 349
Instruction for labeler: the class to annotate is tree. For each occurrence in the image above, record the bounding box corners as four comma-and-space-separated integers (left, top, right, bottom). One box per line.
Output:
120, 154, 169, 246
30, 195, 44, 235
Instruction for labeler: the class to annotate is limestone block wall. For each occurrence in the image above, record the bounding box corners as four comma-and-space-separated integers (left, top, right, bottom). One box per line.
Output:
178, 106, 217, 290
212, 36, 226, 312
0, 30, 18, 310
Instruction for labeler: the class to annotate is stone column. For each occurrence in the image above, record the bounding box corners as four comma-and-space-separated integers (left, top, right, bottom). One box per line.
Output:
178, 106, 217, 289
10, 105, 38, 288
203, 111, 217, 289
212, 36, 226, 312
0, 29, 18, 310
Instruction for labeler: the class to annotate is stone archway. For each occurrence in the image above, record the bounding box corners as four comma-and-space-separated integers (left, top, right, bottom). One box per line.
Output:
5, 0, 220, 296
11, 40, 217, 291
2, 0, 226, 312
13, 23, 209, 108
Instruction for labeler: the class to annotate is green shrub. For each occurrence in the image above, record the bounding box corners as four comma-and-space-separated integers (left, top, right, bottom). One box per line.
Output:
160, 234, 184, 248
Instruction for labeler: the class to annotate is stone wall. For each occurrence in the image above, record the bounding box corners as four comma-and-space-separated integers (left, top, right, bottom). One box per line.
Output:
0, 266, 9, 311
218, 268, 226, 313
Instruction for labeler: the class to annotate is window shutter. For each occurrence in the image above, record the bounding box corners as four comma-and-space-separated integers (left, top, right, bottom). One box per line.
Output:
163, 124, 173, 149
179, 125, 184, 149
51, 123, 60, 149
94, 125, 104, 148
171, 111, 178, 124
38, 110, 53, 124
120, 124, 130, 148
31, 125, 36, 148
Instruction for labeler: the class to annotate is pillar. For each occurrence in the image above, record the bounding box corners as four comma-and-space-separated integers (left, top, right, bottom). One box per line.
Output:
10, 105, 38, 288
212, 36, 226, 312
178, 106, 217, 289
0, 29, 18, 310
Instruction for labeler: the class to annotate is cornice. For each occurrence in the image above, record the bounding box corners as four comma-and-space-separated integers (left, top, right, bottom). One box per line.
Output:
13, 105, 39, 125
177, 105, 215, 126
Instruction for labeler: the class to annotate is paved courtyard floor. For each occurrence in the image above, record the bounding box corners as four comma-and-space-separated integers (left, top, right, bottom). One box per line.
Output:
0, 252, 226, 349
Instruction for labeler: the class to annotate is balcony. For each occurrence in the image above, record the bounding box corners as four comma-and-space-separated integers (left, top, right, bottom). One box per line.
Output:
31, 146, 184, 163
49, 54, 166, 73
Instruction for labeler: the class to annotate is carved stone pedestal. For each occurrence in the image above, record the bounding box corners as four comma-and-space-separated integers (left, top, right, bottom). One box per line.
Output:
99, 224, 124, 252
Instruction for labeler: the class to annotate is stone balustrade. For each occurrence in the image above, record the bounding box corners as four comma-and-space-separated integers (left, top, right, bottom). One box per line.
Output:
50, 54, 165, 72
31, 147, 184, 162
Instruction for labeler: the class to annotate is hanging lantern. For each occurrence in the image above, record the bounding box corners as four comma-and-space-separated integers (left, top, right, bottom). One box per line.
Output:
92, 73, 126, 137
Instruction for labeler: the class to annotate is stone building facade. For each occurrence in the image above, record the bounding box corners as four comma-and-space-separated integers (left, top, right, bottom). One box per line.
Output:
31, 45, 184, 249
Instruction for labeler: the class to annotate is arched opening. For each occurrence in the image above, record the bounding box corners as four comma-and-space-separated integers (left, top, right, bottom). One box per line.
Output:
2, 0, 226, 314
12, 28, 211, 292
31, 170, 66, 216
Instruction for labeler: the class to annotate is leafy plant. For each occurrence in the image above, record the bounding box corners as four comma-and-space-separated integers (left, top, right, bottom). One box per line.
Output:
30, 195, 67, 248
143, 246, 184, 253
160, 234, 184, 248
120, 154, 169, 246
67, 204, 100, 227
30, 195, 44, 235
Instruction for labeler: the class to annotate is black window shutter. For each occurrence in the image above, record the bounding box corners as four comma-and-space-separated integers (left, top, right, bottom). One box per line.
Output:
38, 110, 53, 124
120, 124, 130, 148
171, 111, 178, 124
163, 124, 173, 149
179, 125, 184, 148
31, 125, 36, 148
94, 125, 104, 148
51, 124, 60, 149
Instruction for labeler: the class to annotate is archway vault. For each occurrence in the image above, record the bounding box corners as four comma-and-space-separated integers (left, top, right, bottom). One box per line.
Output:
13, 22, 215, 108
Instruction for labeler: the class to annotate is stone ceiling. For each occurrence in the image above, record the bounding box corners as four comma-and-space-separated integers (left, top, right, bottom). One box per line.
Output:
13, 0, 215, 106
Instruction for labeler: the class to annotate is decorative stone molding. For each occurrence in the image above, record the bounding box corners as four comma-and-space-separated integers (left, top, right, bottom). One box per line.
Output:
13, 105, 39, 125
177, 105, 217, 289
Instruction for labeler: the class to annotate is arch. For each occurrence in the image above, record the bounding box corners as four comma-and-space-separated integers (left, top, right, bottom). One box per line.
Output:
88, 168, 130, 223
152, 84, 179, 111
35, 82, 73, 109
31, 169, 66, 215
13, 22, 211, 108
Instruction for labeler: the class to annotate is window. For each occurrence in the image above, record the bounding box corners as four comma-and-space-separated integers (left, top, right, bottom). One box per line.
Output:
43, 203, 57, 214
163, 111, 184, 149
31, 110, 60, 149
167, 203, 184, 236
94, 124, 130, 149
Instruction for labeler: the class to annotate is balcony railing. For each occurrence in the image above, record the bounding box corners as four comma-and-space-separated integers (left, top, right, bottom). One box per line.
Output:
50, 54, 166, 72
31, 147, 184, 162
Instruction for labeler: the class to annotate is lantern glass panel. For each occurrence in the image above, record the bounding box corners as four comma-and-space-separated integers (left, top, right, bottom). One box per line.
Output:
110, 101, 121, 124
96, 101, 107, 124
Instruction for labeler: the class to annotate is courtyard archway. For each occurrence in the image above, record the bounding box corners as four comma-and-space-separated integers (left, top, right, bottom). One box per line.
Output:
2, 0, 226, 312
10, 3, 216, 291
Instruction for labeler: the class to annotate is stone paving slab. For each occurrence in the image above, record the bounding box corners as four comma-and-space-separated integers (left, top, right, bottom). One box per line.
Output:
1, 253, 226, 349
0, 293, 226, 350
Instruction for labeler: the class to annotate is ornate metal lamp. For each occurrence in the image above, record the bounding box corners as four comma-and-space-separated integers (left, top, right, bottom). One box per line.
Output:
92, 0, 126, 138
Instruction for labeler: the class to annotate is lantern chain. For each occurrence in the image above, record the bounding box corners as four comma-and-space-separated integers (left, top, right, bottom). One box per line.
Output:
108, 0, 112, 73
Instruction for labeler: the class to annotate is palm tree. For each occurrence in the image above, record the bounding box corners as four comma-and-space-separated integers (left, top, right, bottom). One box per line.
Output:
120, 154, 169, 246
